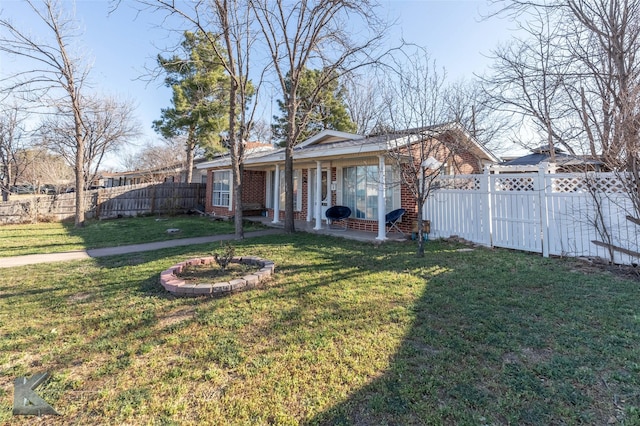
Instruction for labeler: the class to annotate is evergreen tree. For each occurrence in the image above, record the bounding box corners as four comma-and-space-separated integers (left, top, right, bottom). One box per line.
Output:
272, 68, 357, 144
154, 31, 229, 182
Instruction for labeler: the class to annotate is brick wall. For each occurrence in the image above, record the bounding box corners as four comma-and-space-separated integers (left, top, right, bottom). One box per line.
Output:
205, 169, 266, 216
241, 170, 266, 205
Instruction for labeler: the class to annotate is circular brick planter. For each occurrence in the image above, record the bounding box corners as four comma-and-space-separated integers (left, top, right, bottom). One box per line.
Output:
160, 255, 275, 297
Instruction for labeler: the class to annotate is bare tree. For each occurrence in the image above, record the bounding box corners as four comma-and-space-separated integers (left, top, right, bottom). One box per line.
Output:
249, 0, 389, 233
566, 1, 640, 161
249, 118, 273, 144
0, 103, 28, 201
488, 0, 640, 261
17, 147, 73, 192
0, 0, 92, 226
444, 79, 513, 156
39, 94, 140, 190
566, 0, 640, 260
380, 50, 466, 257
118, 137, 193, 183
481, 9, 576, 159
124, 137, 187, 173
344, 75, 383, 135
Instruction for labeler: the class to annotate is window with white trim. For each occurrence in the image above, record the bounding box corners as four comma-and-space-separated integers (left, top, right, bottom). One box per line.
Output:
342, 165, 397, 219
212, 170, 231, 207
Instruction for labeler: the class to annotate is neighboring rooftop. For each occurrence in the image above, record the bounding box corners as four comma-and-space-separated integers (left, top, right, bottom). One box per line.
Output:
499, 145, 604, 169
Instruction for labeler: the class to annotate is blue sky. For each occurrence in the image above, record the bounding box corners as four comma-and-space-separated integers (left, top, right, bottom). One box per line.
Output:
0, 1, 518, 168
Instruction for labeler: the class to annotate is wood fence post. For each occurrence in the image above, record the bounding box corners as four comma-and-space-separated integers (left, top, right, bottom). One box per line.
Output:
150, 184, 156, 215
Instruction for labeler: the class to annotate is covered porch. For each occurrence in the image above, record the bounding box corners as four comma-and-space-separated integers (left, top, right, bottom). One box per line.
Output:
260, 155, 397, 240
244, 215, 408, 243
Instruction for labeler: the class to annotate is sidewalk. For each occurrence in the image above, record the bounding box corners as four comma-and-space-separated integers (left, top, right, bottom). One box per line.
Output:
0, 228, 284, 268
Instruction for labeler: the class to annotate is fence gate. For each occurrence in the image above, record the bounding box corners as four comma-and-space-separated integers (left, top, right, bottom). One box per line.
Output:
489, 173, 544, 254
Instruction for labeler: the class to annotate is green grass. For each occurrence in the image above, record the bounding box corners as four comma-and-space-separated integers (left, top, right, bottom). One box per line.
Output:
0, 216, 262, 256
0, 221, 639, 424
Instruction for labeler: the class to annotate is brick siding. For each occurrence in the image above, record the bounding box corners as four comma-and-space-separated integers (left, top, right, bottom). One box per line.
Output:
205, 169, 266, 216
204, 134, 486, 233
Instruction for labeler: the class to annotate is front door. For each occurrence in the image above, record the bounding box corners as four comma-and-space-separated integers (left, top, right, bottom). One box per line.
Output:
310, 169, 329, 219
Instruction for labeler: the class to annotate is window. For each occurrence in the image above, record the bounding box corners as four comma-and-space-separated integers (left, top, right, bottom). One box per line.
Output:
267, 169, 302, 211
342, 166, 396, 220
212, 171, 231, 207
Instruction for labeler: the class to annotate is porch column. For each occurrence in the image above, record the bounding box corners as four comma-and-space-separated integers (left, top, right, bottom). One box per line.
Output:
376, 155, 387, 241
314, 161, 323, 230
306, 168, 312, 222
228, 172, 233, 213
272, 164, 280, 224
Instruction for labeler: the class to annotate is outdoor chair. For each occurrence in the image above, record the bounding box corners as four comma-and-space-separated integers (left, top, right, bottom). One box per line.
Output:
325, 205, 351, 231
385, 208, 406, 235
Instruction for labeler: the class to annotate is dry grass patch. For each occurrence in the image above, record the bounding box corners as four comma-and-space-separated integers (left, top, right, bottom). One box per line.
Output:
156, 307, 196, 329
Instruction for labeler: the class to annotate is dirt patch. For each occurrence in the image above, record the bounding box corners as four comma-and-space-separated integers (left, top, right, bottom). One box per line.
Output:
569, 257, 640, 281
177, 262, 256, 285
68, 292, 92, 302
157, 307, 196, 328
502, 347, 553, 366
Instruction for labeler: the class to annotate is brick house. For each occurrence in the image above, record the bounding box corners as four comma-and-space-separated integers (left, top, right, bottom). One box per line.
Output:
197, 122, 498, 239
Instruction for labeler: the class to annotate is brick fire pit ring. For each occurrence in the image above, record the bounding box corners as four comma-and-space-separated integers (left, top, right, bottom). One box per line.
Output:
160, 255, 275, 297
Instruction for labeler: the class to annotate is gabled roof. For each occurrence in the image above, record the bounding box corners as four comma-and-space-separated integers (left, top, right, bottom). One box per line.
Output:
197, 122, 499, 169
295, 130, 361, 148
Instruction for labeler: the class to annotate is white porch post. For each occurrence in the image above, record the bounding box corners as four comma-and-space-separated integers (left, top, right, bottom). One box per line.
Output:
306, 168, 312, 222
228, 171, 233, 213
376, 155, 387, 240
314, 161, 323, 230
272, 164, 280, 224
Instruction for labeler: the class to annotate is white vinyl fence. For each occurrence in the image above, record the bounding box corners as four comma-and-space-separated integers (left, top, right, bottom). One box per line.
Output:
424, 168, 640, 265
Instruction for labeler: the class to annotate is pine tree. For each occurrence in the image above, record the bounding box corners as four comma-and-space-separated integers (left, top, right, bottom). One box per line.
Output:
272, 68, 357, 144
154, 31, 230, 182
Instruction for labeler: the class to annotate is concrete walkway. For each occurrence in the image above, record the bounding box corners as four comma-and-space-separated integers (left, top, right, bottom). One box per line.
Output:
0, 228, 284, 268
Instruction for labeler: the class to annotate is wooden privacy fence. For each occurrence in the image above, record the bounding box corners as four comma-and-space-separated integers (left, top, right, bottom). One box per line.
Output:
0, 183, 206, 224
425, 168, 640, 265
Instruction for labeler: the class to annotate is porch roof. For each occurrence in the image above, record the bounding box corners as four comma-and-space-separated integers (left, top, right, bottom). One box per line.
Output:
196, 122, 499, 170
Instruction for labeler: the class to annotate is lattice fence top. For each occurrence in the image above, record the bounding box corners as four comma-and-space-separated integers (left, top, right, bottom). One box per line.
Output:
433, 172, 636, 194
549, 174, 635, 194
493, 176, 535, 192
434, 175, 480, 190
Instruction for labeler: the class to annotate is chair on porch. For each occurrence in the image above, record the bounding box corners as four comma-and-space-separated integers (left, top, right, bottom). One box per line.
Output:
385, 208, 406, 235
325, 205, 351, 231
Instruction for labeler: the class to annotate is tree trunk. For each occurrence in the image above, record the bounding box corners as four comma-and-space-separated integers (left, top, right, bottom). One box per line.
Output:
74, 106, 85, 227
284, 144, 295, 233
416, 196, 425, 258
234, 161, 244, 239
185, 136, 195, 184
283, 94, 297, 234
228, 76, 244, 240
2, 163, 10, 202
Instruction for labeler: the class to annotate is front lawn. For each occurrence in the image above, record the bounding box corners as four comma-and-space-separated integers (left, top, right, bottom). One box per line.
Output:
0, 232, 639, 424
0, 216, 261, 257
